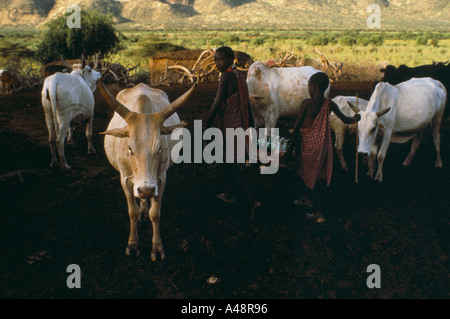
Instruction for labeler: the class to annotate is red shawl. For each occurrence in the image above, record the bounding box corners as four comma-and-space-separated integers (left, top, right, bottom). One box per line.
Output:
218, 68, 254, 161
296, 99, 333, 189
218, 68, 254, 131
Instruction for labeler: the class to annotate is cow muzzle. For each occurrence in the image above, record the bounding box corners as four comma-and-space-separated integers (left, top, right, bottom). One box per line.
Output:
137, 185, 156, 199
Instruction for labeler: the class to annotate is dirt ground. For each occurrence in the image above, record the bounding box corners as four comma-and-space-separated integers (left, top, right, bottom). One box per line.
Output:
0, 81, 449, 300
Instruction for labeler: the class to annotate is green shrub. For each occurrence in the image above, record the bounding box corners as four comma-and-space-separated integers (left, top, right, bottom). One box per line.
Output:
416, 36, 428, 45
210, 38, 225, 47
358, 34, 383, 46
36, 7, 120, 63
222, 34, 240, 44
339, 35, 357, 46
308, 34, 329, 46
430, 38, 440, 47
250, 37, 265, 46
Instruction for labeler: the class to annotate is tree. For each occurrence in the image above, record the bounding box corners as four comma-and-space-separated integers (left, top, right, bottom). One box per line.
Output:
36, 8, 121, 63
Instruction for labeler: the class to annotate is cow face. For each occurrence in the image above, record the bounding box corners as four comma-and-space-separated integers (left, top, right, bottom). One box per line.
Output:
357, 111, 380, 155
99, 80, 195, 199
357, 108, 391, 155
82, 66, 101, 92
124, 113, 169, 199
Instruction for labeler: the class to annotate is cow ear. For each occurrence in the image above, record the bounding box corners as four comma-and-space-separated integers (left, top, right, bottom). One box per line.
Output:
379, 68, 386, 72
376, 107, 391, 118
100, 127, 129, 138
161, 121, 187, 135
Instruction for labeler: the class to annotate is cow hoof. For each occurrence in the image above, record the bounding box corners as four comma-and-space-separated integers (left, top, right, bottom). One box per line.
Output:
402, 161, 411, 167
151, 250, 166, 262
151, 244, 165, 261
88, 149, 96, 154
126, 245, 140, 257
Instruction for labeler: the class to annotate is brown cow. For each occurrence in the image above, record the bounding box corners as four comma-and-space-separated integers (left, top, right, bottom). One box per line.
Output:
0, 70, 18, 96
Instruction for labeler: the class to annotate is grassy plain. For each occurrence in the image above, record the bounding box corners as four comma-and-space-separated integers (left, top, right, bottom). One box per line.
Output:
1, 29, 449, 82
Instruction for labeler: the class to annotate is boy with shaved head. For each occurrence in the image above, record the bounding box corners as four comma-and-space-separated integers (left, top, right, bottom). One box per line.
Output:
283, 72, 360, 223
205, 46, 261, 218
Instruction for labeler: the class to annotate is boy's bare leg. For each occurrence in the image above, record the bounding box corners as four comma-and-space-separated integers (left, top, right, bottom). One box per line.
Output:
305, 187, 325, 223
217, 164, 236, 203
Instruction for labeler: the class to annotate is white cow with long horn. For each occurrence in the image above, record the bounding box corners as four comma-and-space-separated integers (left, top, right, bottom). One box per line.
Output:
99, 79, 195, 260
348, 77, 447, 182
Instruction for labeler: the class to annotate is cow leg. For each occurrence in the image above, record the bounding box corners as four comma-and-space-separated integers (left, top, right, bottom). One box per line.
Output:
44, 117, 58, 167
375, 133, 392, 182
334, 131, 348, 171
122, 177, 141, 257
402, 132, 423, 167
431, 114, 443, 168
57, 122, 71, 170
67, 125, 76, 146
85, 116, 96, 154
149, 184, 166, 261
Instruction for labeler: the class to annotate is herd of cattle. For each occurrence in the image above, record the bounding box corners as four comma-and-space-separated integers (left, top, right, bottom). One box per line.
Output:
2, 58, 449, 259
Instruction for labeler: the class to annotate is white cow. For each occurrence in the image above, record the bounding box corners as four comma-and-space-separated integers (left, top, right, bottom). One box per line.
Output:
42, 66, 101, 169
246, 61, 330, 130
330, 96, 369, 171
350, 77, 447, 182
99, 79, 195, 261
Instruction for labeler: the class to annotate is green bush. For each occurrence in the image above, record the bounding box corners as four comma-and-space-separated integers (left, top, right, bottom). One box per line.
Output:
430, 38, 440, 47
358, 34, 384, 46
36, 7, 120, 63
250, 37, 265, 46
416, 36, 428, 45
210, 38, 225, 47
308, 34, 329, 46
222, 34, 240, 44
339, 35, 357, 46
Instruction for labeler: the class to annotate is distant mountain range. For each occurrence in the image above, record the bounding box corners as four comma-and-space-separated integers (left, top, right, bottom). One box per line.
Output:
1, 0, 449, 30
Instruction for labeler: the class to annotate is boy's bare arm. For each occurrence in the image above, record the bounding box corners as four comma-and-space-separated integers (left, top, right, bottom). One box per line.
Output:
330, 100, 360, 124
205, 72, 232, 128
285, 100, 308, 156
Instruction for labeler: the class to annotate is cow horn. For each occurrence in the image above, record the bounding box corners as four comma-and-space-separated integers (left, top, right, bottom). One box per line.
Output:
61, 55, 72, 68
376, 107, 391, 118
81, 54, 86, 69
98, 79, 133, 121
347, 101, 360, 114
159, 83, 196, 121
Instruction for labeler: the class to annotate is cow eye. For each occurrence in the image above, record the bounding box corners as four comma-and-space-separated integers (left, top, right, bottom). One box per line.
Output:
128, 145, 134, 155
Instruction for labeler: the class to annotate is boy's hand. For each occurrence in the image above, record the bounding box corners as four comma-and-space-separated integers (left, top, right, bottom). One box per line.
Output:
353, 114, 361, 122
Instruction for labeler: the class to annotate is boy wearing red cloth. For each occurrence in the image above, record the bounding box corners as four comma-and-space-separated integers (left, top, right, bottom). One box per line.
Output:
284, 72, 360, 223
205, 46, 261, 217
